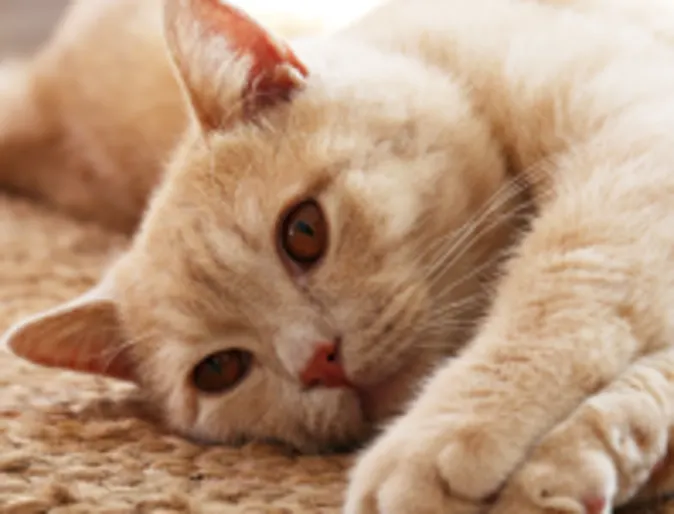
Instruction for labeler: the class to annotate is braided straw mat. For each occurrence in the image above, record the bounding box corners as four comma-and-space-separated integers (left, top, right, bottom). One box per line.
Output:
0, 195, 673, 513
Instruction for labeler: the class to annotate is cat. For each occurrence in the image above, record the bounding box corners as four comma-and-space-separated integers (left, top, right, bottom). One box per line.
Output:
3, 0, 674, 513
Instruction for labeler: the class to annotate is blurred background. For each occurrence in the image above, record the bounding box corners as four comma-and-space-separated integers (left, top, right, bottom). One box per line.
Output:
0, 0, 69, 57
0, 0, 384, 59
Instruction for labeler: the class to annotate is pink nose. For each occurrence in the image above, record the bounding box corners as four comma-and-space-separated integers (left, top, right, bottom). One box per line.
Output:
300, 340, 351, 389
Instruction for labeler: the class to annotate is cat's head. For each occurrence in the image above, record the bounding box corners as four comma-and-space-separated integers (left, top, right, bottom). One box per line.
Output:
2, 0, 520, 451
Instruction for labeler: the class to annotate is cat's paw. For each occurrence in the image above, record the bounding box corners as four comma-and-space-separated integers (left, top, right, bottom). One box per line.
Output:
343, 355, 554, 513
491, 381, 669, 514
490, 424, 617, 514
343, 406, 520, 514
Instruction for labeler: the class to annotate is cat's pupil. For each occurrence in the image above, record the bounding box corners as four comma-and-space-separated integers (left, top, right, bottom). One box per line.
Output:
207, 357, 222, 374
192, 349, 252, 394
295, 220, 315, 237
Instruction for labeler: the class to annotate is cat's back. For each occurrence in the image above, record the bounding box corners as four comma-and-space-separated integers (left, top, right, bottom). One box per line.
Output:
344, 0, 674, 186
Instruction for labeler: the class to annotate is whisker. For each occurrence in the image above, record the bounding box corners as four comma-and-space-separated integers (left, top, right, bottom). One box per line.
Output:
411, 174, 525, 275
422, 158, 556, 285
424, 292, 486, 323
419, 178, 528, 284
428, 200, 532, 290
98, 330, 156, 377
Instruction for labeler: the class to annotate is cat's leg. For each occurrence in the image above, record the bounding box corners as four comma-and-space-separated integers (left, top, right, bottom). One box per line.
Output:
490, 346, 674, 514
344, 150, 674, 514
0, 59, 57, 194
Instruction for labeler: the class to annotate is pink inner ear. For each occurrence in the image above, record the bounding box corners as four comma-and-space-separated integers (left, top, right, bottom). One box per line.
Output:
27, 337, 132, 382
194, 0, 309, 104
5, 301, 136, 383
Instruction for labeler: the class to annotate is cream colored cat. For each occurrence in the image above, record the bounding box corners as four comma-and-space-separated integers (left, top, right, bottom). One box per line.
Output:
3, 0, 674, 513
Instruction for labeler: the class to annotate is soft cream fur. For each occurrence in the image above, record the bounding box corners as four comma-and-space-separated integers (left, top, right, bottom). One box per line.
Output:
0, 0, 319, 232
3, 0, 674, 513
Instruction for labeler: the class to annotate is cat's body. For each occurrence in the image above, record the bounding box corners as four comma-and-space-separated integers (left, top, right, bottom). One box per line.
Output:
3, 0, 674, 512
0, 0, 186, 232
0, 0, 319, 232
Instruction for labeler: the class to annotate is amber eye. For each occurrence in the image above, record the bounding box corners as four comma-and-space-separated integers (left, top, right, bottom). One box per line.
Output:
192, 349, 252, 394
279, 199, 328, 267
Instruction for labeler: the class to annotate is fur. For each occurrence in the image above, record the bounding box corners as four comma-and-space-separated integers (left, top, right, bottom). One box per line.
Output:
3, 0, 674, 512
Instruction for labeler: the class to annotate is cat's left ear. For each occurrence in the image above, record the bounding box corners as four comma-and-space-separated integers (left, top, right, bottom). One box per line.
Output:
1, 281, 135, 382
163, 0, 309, 131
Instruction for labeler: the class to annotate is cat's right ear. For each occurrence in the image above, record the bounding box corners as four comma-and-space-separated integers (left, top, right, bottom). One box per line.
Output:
1, 281, 135, 382
163, 0, 309, 131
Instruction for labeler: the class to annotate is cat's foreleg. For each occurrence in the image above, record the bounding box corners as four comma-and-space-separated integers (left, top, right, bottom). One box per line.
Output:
491, 346, 674, 514
344, 151, 674, 514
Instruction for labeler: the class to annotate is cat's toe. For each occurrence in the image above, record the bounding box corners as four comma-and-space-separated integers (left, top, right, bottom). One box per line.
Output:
491, 451, 616, 514
490, 415, 619, 514
493, 371, 674, 514
344, 414, 505, 514
344, 424, 462, 514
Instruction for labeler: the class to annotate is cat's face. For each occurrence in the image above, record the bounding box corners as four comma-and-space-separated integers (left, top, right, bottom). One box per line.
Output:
3, 0, 520, 451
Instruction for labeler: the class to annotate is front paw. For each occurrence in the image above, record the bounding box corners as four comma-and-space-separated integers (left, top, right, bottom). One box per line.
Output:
343, 349, 562, 514
491, 365, 671, 514
490, 419, 617, 514
344, 408, 522, 514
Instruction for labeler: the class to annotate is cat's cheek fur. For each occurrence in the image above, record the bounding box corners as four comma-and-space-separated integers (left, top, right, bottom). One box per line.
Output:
161, 374, 369, 452
3, 0, 516, 452
131, 329, 370, 451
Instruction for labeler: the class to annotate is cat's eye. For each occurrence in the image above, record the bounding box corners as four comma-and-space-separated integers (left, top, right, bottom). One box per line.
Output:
192, 349, 252, 393
279, 199, 328, 269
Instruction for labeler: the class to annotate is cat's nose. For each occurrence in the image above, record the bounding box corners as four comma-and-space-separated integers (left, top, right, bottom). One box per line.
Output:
300, 338, 351, 389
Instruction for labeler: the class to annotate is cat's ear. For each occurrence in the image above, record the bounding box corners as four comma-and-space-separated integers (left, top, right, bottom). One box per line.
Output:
1, 281, 135, 382
163, 0, 309, 131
